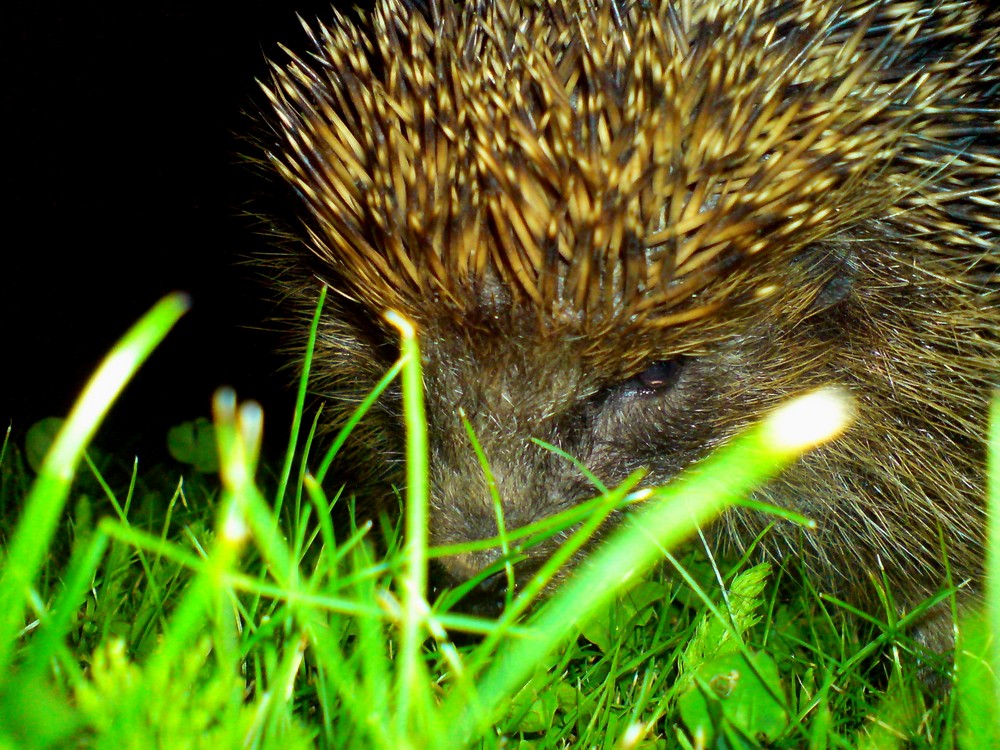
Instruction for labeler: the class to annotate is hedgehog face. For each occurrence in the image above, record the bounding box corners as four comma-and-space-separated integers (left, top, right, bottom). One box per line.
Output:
313, 253, 855, 612
420, 327, 726, 607
262, 0, 999, 630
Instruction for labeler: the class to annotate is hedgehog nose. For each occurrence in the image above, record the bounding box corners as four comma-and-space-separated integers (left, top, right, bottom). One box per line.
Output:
432, 553, 510, 618
475, 570, 509, 598
457, 571, 509, 618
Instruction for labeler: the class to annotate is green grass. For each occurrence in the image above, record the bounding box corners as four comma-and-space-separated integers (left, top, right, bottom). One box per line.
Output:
0, 293, 997, 748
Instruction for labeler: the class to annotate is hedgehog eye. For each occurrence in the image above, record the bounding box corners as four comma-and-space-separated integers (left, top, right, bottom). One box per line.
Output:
627, 357, 686, 396
589, 357, 689, 410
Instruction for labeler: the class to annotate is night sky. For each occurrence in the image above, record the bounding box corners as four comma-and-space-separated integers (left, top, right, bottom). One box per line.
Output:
3, 2, 350, 463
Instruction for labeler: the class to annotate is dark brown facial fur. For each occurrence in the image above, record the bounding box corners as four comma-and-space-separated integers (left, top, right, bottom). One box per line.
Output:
259, 0, 1000, 655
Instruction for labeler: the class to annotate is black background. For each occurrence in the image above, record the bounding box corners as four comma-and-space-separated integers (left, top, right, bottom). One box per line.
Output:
3, 2, 351, 463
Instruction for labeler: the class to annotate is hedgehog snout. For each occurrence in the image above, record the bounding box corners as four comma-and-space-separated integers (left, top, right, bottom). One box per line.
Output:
431, 550, 510, 618
425, 410, 583, 614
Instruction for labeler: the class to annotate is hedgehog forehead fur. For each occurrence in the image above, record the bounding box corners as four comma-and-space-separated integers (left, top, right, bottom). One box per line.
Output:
263, 0, 1000, 359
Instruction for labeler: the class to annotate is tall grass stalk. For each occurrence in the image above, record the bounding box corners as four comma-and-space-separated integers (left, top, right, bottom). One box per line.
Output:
989, 395, 1000, 702
385, 310, 432, 742
0, 293, 190, 675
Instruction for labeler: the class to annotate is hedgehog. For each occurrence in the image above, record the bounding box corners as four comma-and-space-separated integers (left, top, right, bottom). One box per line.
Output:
257, 0, 1000, 658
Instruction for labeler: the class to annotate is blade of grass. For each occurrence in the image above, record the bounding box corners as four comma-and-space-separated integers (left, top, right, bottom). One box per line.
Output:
385, 310, 431, 742
315, 358, 405, 486
470, 469, 646, 670
989, 394, 1000, 700
21, 529, 111, 683
0, 293, 189, 675
461, 410, 516, 608
275, 285, 326, 514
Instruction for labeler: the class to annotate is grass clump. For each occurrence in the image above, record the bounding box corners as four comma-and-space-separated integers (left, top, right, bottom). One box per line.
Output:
0, 292, 996, 748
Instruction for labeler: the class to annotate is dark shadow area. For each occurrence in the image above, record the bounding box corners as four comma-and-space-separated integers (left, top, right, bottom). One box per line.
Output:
2, 1, 360, 463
